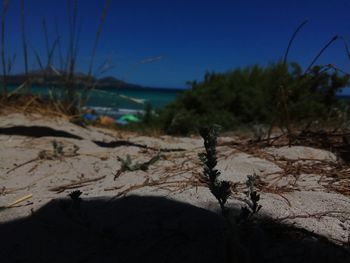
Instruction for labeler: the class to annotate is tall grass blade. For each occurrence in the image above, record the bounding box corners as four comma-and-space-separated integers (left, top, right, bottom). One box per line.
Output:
47, 37, 60, 69
283, 20, 308, 65
55, 21, 64, 71
42, 18, 50, 68
341, 36, 350, 61
7, 53, 15, 74
1, 0, 9, 94
30, 46, 44, 71
21, 0, 28, 75
304, 35, 339, 74
88, 0, 110, 77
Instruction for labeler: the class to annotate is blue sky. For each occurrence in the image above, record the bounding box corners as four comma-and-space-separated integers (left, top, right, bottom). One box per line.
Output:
2, 0, 350, 88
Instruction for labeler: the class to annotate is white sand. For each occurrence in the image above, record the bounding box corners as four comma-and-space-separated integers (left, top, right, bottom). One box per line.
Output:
0, 112, 349, 256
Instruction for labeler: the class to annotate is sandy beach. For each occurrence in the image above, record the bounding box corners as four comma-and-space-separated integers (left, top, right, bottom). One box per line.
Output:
1, 112, 350, 262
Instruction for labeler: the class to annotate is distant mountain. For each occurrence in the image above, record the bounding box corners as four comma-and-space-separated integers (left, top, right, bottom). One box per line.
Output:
5, 69, 145, 90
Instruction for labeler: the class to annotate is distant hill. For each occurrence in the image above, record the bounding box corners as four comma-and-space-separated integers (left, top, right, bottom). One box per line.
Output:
4, 69, 144, 90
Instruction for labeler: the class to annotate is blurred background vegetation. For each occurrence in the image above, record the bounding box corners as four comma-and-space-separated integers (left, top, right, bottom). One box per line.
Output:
0, 1, 349, 137
150, 62, 350, 135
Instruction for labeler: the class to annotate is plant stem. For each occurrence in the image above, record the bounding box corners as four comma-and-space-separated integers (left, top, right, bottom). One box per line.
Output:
1, 0, 9, 95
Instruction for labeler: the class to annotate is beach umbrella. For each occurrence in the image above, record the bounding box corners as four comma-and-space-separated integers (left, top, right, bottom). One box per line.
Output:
119, 114, 140, 122
83, 113, 98, 121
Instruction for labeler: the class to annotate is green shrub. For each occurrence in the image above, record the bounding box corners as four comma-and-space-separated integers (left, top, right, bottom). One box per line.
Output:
156, 62, 349, 135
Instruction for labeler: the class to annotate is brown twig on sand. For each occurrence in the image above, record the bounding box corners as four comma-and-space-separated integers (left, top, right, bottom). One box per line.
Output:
0, 194, 33, 212
49, 175, 106, 193
6, 157, 39, 174
107, 168, 208, 198
103, 185, 123, 191
6, 143, 79, 174
107, 177, 205, 197
276, 210, 350, 222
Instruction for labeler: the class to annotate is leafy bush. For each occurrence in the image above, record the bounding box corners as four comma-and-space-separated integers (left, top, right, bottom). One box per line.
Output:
156, 62, 349, 135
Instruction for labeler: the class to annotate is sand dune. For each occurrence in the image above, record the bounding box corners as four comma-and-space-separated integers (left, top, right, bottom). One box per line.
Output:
0, 113, 349, 262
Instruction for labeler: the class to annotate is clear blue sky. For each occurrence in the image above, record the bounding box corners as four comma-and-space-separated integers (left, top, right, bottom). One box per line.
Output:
3, 0, 350, 88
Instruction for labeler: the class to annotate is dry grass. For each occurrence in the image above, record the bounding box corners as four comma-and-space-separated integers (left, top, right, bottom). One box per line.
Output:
0, 94, 76, 119
222, 132, 350, 197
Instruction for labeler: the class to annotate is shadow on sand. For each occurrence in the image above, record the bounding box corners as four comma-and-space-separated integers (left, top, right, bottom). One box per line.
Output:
0, 126, 83, 140
0, 195, 349, 263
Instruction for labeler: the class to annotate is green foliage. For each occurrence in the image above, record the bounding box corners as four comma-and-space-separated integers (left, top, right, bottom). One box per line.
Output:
38, 140, 64, 159
238, 174, 262, 222
141, 103, 155, 124
52, 139, 64, 157
68, 190, 82, 210
117, 152, 162, 172
199, 125, 263, 222
157, 62, 349, 135
199, 125, 231, 216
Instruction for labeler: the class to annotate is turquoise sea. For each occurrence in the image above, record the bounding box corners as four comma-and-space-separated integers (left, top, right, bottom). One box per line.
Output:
86, 87, 184, 117
8, 85, 184, 118
8, 85, 349, 119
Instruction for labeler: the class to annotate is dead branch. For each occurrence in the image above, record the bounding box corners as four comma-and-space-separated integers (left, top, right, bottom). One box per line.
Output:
49, 175, 106, 193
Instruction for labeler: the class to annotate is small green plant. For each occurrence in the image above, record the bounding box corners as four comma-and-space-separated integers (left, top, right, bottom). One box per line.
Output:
199, 126, 264, 263
52, 139, 64, 157
198, 125, 231, 216
199, 125, 262, 221
68, 190, 82, 210
115, 152, 162, 179
251, 123, 268, 142
37, 140, 79, 160
238, 174, 262, 222
118, 152, 161, 171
